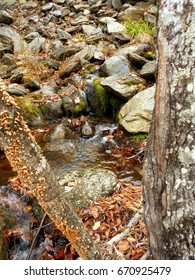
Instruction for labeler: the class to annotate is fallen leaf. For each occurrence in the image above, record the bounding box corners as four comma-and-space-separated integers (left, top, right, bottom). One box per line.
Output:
93, 221, 101, 230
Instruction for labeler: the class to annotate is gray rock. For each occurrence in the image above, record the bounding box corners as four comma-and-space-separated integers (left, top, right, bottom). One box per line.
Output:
59, 45, 96, 77
50, 46, 81, 60
71, 15, 89, 26
27, 37, 45, 54
60, 168, 118, 209
112, 0, 122, 9
0, 0, 16, 10
140, 60, 156, 79
82, 25, 102, 36
107, 21, 125, 33
127, 52, 148, 68
0, 27, 27, 54
144, 12, 156, 26
0, 10, 13, 24
56, 28, 72, 40
118, 5, 144, 21
7, 84, 29, 96
118, 85, 156, 133
99, 55, 132, 77
101, 73, 146, 100
25, 32, 40, 43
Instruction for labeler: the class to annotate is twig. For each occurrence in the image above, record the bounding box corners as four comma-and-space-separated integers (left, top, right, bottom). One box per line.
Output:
108, 207, 143, 245
139, 250, 150, 260
26, 213, 47, 260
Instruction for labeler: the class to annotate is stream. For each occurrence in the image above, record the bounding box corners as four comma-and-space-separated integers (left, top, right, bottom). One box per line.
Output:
0, 116, 143, 260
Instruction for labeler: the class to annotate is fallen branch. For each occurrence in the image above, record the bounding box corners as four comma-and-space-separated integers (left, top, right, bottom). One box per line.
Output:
108, 207, 143, 245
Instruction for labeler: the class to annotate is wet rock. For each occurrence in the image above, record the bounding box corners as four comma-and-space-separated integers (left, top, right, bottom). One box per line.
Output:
43, 141, 76, 154
118, 85, 156, 133
59, 168, 118, 209
43, 123, 66, 142
101, 73, 146, 100
99, 55, 132, 77
81, 121, 96, 137
140, 60, 156, 80
39, 96, 63, 120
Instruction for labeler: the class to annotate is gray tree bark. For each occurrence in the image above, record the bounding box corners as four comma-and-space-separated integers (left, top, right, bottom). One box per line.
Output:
0, 79, 102, 260
143, 0, 195, 259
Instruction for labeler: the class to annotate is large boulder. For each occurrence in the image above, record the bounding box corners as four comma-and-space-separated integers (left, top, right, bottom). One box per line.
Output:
118, 85, 156, 133
101, 73, 146, 100
58, 168, 118, 209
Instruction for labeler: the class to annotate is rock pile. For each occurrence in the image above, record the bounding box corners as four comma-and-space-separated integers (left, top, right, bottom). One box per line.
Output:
0, 0, 157, 132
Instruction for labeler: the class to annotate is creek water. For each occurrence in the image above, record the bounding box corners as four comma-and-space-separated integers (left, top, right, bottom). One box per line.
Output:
0, 116, 143, 259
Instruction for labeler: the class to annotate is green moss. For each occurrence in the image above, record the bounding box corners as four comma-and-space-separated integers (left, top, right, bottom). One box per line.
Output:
74, 100, 88, 114
15, 95, 43, 125
124, 19, 154, 39
92, 78, 109, 116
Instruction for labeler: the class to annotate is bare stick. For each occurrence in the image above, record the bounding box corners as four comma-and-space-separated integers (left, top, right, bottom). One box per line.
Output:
108, 207, 143, 245
27, 213, 47, 260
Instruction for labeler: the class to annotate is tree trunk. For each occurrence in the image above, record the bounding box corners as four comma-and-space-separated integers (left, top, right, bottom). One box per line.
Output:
0, 79, 101, 260
143, 0, 195, 259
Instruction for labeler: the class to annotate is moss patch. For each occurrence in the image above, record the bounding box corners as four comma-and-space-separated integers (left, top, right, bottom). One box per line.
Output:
15, 95, 43, 126
91, 77, 109, 116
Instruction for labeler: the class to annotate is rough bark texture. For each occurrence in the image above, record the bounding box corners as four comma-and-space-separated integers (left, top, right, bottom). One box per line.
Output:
143, 0, 195, 259
0, 79, 101, 260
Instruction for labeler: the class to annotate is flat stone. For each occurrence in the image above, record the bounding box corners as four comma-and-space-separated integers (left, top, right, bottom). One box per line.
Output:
101, 73, 146, 100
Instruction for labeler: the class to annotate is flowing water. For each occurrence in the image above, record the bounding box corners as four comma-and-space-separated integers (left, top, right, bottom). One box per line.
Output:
0, 115, 143, 259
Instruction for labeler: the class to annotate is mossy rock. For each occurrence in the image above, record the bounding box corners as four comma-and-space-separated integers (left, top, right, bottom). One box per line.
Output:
91, 78, 124, 118
91, 77, 109, 116
15, 95, 44, 126
59, 85, 88, 116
